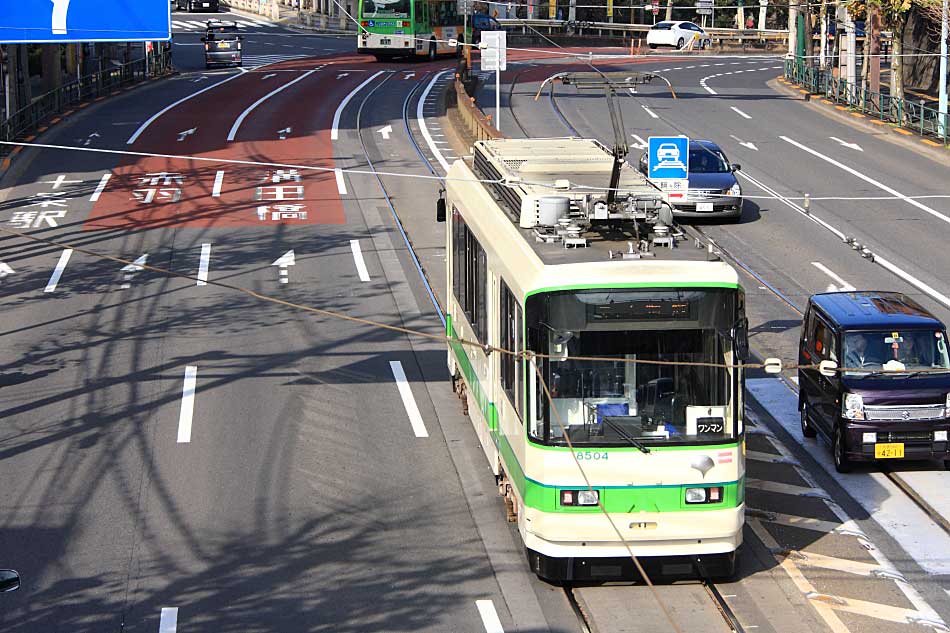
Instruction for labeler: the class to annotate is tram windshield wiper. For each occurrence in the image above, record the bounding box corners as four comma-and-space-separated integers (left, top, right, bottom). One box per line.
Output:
601, 417, 651, 453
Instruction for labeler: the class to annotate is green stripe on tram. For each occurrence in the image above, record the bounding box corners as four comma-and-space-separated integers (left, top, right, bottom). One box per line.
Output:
447, 316, 744, 514
524, 281, 742, 299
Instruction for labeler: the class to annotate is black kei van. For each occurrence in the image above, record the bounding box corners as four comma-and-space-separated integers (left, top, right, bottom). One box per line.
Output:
798, 292, 950, 473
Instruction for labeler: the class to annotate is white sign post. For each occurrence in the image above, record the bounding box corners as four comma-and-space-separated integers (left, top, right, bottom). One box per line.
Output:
480, 31, 507, 134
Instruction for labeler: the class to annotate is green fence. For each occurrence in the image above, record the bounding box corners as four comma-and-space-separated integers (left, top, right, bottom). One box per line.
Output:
784, 58, 948, 147
1, 49, 173, 159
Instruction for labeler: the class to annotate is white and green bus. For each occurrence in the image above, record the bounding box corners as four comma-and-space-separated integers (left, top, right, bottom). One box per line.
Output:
442, 138, 748, 581
357, 0, 470, 61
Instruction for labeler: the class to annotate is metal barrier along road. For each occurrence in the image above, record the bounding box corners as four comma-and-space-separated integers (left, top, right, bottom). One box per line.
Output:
784, 58, 948, 147
1, 49, 173, 159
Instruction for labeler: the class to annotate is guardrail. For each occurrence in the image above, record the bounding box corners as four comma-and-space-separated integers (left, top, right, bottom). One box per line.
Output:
1, 50, 173, 161
784, 58, 948, 147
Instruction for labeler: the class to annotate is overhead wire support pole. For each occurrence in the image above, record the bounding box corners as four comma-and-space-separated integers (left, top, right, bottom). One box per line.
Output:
939, 0, 948, 139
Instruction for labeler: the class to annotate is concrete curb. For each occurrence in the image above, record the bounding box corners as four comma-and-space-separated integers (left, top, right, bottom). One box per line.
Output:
770, 75, 950, 164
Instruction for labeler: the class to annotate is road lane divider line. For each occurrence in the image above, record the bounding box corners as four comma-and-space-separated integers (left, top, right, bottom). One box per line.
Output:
44, 248, 73, 293
212, 170, 224, 197
197, 243, 211, 286
389, 360, 428, 438
159, 607, 179, 633
730, 106, 752, 119
89, 173, 111, 202
641, 105, 659, 119
334, 168, 347, 195
780, 135, 950, 228
475, 600, 505, 633
350, 239, 371, 281
417, 70, 452, 172
177, 366, 198, 443
330, 70, 386, 141
127, 73, 244, 144
811, 262, 856, 292
227, 69, 318, 142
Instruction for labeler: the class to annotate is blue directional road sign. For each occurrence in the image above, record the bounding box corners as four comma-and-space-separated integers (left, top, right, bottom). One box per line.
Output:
647, 136, 690, 180
1, 0, 171, 44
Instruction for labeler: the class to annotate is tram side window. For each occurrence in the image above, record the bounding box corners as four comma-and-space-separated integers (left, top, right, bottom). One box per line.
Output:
500, 281, 524, 420
452, 210, 488, 343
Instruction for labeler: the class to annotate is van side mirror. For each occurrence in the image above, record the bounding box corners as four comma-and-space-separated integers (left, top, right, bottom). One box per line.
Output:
819, 359, 838, 377
730, 163, 741, 172
0, 570, 20, 593
436, 197, 446, 223
734, 317, 750, 362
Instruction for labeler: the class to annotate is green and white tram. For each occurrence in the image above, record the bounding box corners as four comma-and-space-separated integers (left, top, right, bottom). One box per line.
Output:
442, 138, 748, 581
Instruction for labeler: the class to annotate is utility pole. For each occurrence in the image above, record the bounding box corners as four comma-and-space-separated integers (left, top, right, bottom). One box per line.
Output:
939, 0, 948, 137
788, 0, 798, 58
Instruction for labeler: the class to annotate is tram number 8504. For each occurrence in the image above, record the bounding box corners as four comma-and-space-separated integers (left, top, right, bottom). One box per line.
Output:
576, 451, 609, 461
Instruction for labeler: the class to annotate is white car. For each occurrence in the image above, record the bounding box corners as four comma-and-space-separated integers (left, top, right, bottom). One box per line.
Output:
646, 21, 711, 50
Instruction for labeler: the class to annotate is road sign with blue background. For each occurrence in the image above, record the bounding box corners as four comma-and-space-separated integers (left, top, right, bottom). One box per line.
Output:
1, 0, 171, 43
648, 136, 690, 180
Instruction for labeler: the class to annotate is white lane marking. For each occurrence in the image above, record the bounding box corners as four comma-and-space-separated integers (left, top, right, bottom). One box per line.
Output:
330, 70, 386, 141
829, 136, 864, 151
630, 134, 648, 149
334, 168, 347, 195
641, 105, 659, 119
272, 250, 295, 284
811, 262, 856, 292
417, 70, 452, 172
177, 367, 198, 443
197, 243, 211, 286
120, 254, 148, 289
44, 249, 73, 293
782, 135, 950, 227
475, 600, 505, 633
159, 607, 179, 633
702, 83, 717, 95
227, 69, 318, 142
212, 170, 224, 197
389, 360, 428, 438
0, 262, 14, 279
730, 106, 752, 119
128, 73, 244, 144
350, 239, 371, 281
89, 173, 111, 201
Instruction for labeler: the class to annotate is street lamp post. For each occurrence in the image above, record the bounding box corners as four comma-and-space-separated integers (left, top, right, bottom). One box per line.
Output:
939, 0, 948, 137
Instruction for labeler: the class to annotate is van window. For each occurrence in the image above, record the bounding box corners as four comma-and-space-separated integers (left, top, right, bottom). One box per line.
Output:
811, 316, 837, 362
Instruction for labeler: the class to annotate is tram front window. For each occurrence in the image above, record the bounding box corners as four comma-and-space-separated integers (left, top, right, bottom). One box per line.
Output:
526, 289, 742, 447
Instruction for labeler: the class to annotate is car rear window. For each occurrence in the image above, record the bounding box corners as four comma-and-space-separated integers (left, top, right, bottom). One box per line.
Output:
651, 22, 673, 30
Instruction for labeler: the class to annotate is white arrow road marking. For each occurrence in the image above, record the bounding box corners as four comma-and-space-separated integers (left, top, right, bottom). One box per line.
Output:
403, 72, 416, 79
227, 69, 318, 142
191, 75, 209, 83
278, 126, 292, 139
641, 105, 659, 119
89, 173, 111, 201
476, 600, 505, 633
730, 106, 752, 119
0, 262, 15, 279
262, 73, 277, 80
829, 136, 864, 151
177, 367, 198, 443
212, 170, 224, 197
390, 361, 428, 438
120, 254, 148, 289
272, 250, 295, 284
177, 127, 196, 142
350, 240, 370, 281
630, 134, 648, 150
159, 607, 178, 633
44, 249, 72, 293
331, 71, 386, 141
335, 168, 347, 195
781, 136, 950, 227
197, 243, 211, 286
729, 134, 758, 151
812, 262, 856, 292
82, 132, 100, 146
377, 124, 393, 140
337, 72, 349, 79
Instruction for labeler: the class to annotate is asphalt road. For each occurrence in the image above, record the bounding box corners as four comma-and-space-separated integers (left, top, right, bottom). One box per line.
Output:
4, 27, 950, 633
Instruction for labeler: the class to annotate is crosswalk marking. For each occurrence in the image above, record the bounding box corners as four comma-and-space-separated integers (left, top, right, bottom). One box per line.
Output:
172, 19, 275, 30
241, 54, 311, 68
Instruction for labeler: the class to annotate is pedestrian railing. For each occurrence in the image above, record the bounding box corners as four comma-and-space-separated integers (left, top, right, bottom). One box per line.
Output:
784, 57, 948, 147
1, 50, 173, 160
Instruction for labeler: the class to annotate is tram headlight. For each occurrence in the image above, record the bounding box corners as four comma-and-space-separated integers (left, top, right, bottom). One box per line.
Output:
685, 486, 724, 504
560, 489, 599, 506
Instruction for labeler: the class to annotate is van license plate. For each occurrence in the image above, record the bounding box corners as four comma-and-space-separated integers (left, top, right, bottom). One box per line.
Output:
875, 443, 905, 459
696, 202, 714, 212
